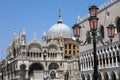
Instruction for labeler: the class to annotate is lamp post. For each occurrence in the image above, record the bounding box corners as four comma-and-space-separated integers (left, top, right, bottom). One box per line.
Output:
72, 5, 116, 80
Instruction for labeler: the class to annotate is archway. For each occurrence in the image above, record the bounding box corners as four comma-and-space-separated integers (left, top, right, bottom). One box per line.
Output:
48, 63, 59, 70
50, 71, 56, 79
81, 74, 85, 80
19, 64, 26, 80
98, 72, 102, 80
28, 63, 44, 79
104, 72, 109, 80
111, 71, 116, 80
64, 71, 69, 80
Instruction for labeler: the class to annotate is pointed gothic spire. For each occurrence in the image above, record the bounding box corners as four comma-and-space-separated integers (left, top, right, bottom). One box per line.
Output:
42, 28, 47, 41
21, 28, 26, 36
57, 8, 62, 23
43, 27, 46, 36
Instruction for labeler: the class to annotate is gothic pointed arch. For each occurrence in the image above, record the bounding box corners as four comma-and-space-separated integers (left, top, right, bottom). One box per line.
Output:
104, 72, 109, 80
98, 72, 102, 80
86, 74, 90, 80
111, 71, 116, 80
81, 73, 85, 80
115, 16, 120, 33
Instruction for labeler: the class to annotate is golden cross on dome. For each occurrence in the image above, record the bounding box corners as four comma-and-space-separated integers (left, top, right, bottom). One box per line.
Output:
58, 8, 61, 18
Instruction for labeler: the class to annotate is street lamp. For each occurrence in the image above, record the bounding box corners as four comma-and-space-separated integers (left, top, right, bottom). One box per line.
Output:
72, 5, 116, 80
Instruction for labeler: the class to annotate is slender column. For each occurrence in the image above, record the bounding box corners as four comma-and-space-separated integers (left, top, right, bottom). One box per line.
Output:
108, 57, 110, 67
92, 30, 98, 80
112, 55, 114, 67
101, 56, 103, 68
85, 57, 86, 70
98, 58, 101, 69
87, 58, 89, 69
105, 58, 107, 67
116, 55, 118, 66
90, 57, 92, 69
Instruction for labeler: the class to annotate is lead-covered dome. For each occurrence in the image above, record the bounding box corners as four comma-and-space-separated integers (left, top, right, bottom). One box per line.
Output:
48, 21, 72, 39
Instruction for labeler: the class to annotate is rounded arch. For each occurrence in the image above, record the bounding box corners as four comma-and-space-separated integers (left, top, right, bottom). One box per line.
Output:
81, 73, 85, 80
20, 64, 26, 69
104, 72, 109, 80
115, 16, 120, 33
19, 64, 26, 80
48, 63, 59, 70
28, 63, 44, 76
111, 71, 116, 80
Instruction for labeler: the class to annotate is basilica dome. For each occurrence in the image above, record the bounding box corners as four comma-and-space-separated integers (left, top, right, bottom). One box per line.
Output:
48, 18, 72, 39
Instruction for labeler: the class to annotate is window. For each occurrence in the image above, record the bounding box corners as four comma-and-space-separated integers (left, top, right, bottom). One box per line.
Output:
73, 45, 75, 49
73, 51, 75, 55
69, 44, 71, 49
27, 52, 29, 56
116, 17, 120, 33
69, 50, 71, 54
99, 25, 104, 38
65, 45, 67, 49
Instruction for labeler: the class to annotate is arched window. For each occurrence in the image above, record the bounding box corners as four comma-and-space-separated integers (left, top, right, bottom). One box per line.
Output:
99, 25, 104, 38
116, 17, 120, 33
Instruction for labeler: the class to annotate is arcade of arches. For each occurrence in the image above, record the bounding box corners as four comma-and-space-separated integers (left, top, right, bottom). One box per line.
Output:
81, 71, 120, 80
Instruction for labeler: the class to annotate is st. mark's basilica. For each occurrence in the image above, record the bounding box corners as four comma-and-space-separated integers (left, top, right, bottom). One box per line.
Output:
0, 0, 120, 80
1, 10, 79, 80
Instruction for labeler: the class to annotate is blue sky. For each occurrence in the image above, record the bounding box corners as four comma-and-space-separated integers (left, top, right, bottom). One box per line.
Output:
0, 0, 108, 60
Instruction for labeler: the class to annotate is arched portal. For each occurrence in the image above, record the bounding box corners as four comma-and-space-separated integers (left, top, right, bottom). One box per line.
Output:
98, 72, 102, 80
64, 71, 69, 80
111, 71, 116, 80
104, 72, 109, 80
28, 63, 44, 79
50, 71, 56, 79
81, 74, 85, 80
19, 64, 26, 80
